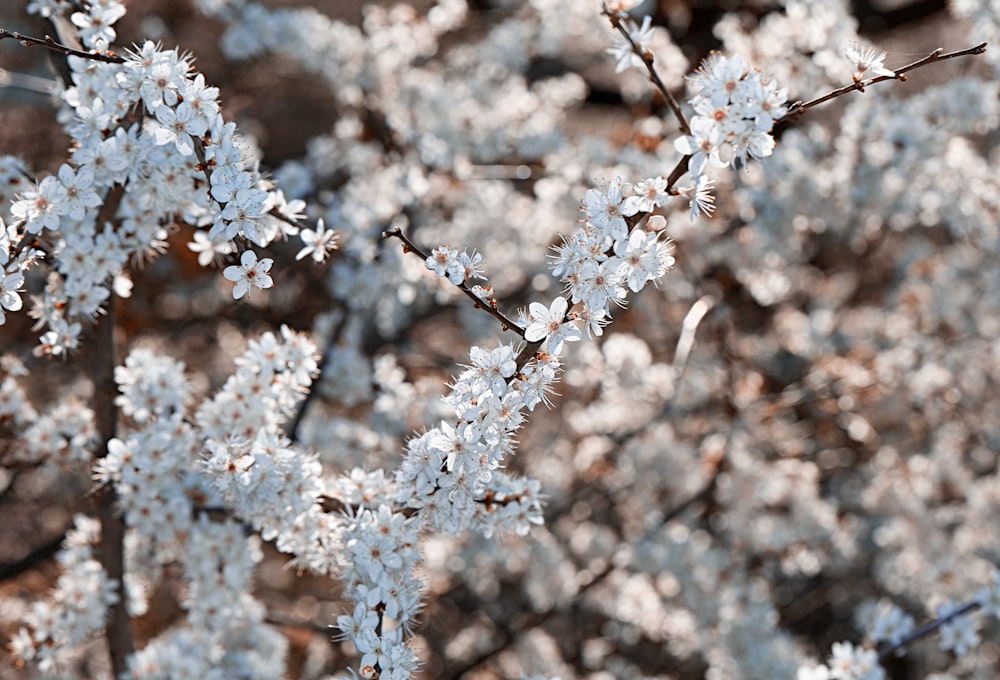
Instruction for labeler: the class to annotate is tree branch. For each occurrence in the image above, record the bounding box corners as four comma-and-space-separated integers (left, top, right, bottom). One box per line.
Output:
382, 225, 526, 339
0, 28, 125, 64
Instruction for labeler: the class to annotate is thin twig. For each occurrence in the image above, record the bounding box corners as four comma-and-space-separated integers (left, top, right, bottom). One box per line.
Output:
775, 42, 988, 129
285, 314, 346, 444
0, 28, 125, 64
602, 9, 690, 135
664, 153, 691, 192
91, 295, 135, 675
664, 42, 987, 192
265, 613, 336, 635
878, 600, 981, 661
382, 225, 526, 338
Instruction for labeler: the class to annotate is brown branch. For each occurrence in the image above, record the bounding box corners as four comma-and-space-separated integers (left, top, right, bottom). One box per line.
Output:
0, 528, 67, 581
775, 42, 988, 129
285, 313, 346, 444
0, 28, 125, 64
90, 295, 134, 675
602, 9, 690, 135
665, 153, 691, 192
382, 225, 525, 338
265, 613, 335, 635
878, 600, 981, 661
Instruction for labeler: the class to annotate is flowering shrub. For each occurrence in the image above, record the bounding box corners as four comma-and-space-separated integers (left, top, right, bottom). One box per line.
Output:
0, 1, 997, 678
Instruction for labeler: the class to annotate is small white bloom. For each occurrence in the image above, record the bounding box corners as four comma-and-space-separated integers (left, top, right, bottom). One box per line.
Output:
622, 176, 670, 216
607, 15, 656, 73
582, 177, 627, 242
12, 176, 68, 233
0, 268, 24, 326
57, 164, 101, 220
223, 250, 274, 300
152, 102, 209, 155
867, 602, 913, 646
976, 569, 1000, 619
524, 296, 581, 354
188, 230, 235, 267
827, 641, 884, 680
426, 245, 457, 279
843, 41, 896, 82
295, 218, 339, 263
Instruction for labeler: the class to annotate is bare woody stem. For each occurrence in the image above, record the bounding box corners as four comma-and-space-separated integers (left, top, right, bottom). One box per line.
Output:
12, 14, 138, 669
602, 9, 691, 135
664, 153, 691, 193
0, 28, 125, 64
285, 314, 346, 445
90, 295, 135, 676
878, 600, 981, 660
775, 42, 987, 129
381, 226, 526, 339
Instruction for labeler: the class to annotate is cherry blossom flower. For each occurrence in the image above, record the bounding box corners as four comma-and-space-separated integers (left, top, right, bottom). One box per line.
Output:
295, 218, 340, 262
0, 265, 25, 325
827, 642, 884, 680
188, 230, 236, 266
582, 176, 628, 241
622, 175, 670, 215
12, 176, 68, 233
152, 102, 209, 156
524, 295, 581, 354
607, 15, 656, 73
56, 163, 102, 221
938, 602, 980, 657
843, 41, 896, 83
611, 228, 674, 292
223, 250, 274, 299
976, 569, 1000, 618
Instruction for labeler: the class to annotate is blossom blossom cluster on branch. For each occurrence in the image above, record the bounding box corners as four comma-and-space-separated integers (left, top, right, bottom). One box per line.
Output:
1, 0, 337, 356
1, 0, 997, 678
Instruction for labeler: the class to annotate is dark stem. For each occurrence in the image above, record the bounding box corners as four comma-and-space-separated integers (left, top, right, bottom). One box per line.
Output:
878, 600, 981, 660
775, 42, 988, 129
0, 28, 125, 64
285, 314, 346, 444
91, 295, 134, 675
382, 226, 526, 338
602, 10, 690, 135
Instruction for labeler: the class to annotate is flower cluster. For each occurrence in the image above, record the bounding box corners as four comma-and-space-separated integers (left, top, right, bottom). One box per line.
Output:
124, 518, 286, 679
26, 326, 332, 676
394, 339, 549, 537
10, 515, 120, 673
800, 571, 1000, 677
338, 506, 422, 679
3, 1, 337, 347
3, 0, 997, 678
424, 244, 487, 286
337, 163, 677, 674
674, 53, 788, 216
552, 176, 676, 325
10, 396, 97, 467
